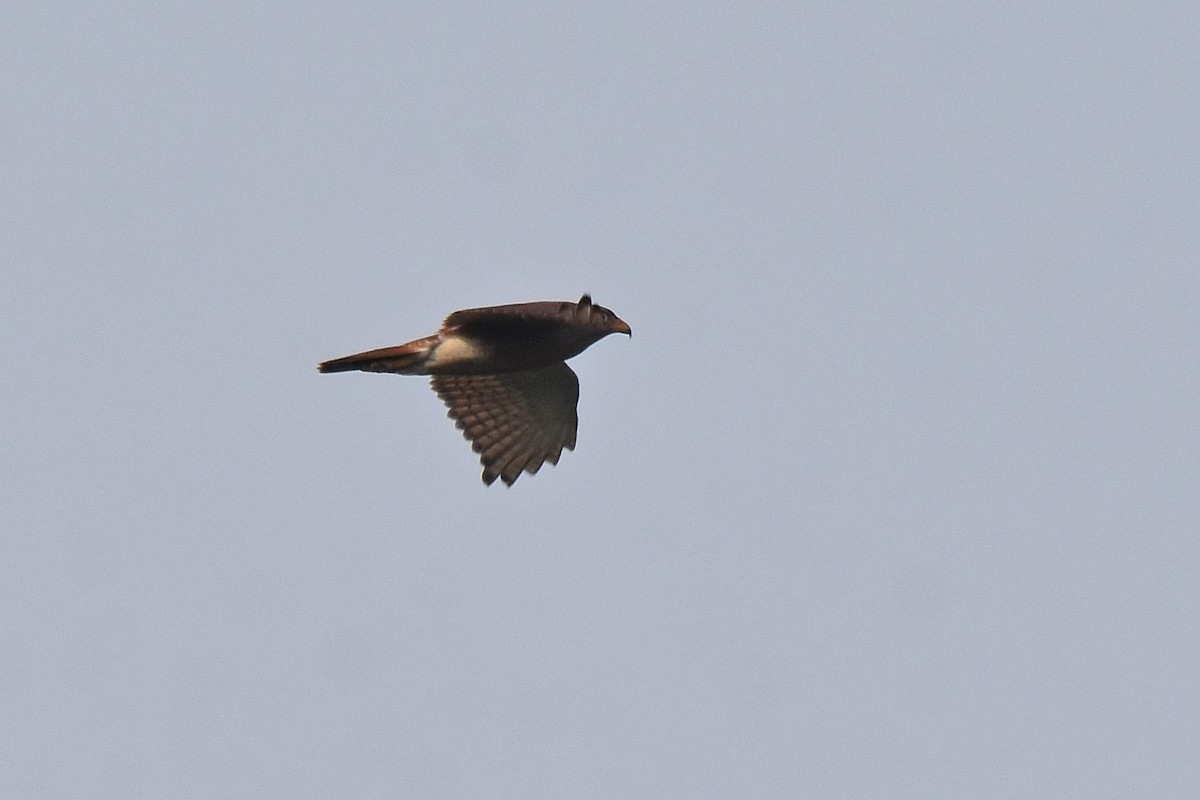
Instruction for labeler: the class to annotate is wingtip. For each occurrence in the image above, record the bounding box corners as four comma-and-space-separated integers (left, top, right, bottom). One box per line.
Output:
482, 468, 512, 487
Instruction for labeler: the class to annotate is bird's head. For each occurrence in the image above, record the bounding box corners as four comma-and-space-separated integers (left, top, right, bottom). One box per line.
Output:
572, 294, 631, 337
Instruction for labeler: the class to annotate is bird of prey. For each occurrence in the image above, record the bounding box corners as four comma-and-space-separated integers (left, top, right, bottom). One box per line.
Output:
318, 294, 630, 486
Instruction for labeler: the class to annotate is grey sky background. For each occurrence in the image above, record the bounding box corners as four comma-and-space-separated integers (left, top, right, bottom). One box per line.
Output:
4, 3, 1199, 797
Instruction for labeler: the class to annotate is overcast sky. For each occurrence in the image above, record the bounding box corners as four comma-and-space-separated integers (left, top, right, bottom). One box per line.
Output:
4, 3, 1199, 798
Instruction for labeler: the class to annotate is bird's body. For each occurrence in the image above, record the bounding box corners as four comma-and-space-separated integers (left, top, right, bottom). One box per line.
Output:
319, 294, 630, 485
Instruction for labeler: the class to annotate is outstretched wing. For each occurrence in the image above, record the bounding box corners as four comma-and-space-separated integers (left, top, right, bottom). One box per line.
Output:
441, 300, 577, 332
431, 362, 580, 486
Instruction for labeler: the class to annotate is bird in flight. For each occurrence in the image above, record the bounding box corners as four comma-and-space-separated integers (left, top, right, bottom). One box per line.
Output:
319, 294, 631, 486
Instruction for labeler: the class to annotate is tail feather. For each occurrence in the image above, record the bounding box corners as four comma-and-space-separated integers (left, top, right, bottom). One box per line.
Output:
317, 336, 438, 374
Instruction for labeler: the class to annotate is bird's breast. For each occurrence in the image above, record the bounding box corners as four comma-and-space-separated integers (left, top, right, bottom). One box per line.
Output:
424, 335, 491, 372
424, 326, 602, 374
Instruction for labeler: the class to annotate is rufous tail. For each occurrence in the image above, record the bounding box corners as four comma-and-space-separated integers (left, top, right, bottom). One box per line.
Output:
317, 336, 437, 374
